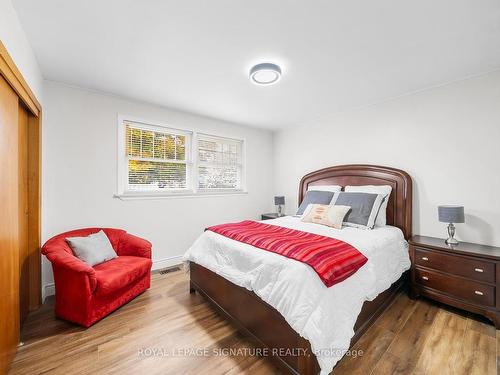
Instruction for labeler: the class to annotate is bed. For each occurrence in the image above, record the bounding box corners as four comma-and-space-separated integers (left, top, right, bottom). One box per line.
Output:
186, 164, 412, 374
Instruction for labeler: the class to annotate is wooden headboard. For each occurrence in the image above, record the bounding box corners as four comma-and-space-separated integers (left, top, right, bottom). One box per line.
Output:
298, 164, 413, 239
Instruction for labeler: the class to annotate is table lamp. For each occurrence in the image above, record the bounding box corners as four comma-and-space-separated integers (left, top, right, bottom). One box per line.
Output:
438, 205, 465, 245
274, 196, 285, 217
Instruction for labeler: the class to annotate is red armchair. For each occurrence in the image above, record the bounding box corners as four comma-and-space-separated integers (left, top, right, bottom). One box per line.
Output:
42, 228, 152, 327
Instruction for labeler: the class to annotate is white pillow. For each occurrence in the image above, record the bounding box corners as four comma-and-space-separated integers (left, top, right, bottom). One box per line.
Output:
345, 185, 392, 226
307, 185, 342, 193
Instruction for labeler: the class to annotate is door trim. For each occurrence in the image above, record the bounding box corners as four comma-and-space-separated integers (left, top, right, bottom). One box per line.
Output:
0, 41, 41, 117
0, 40, 42, 309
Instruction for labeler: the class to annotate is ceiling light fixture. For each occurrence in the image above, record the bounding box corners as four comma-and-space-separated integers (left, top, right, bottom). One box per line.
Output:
249, 63, 282, 85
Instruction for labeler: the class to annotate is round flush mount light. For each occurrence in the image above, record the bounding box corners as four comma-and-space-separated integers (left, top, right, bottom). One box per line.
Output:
249, 63, 282, 85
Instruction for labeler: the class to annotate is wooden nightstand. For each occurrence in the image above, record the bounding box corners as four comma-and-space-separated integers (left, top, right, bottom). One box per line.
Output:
261, 213, 286, 220
409, 235, 500, 328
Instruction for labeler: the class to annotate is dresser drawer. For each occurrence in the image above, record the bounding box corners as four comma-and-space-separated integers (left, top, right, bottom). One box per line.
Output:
414, 247, 495, 284
415, 267, 495, 307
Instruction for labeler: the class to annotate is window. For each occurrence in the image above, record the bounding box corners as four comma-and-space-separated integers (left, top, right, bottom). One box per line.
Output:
122, 120, 191, 192
117, 117, 245, 196
197, 135, 243, 190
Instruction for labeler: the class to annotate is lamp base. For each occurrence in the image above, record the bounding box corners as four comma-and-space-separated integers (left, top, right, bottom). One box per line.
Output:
445, 237, 459, 246
444, 223, 459, 246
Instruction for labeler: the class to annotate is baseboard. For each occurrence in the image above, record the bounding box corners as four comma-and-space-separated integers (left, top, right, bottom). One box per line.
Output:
41, 255, 184, 303
152, 255, 184, 270
42, 283, 55, 302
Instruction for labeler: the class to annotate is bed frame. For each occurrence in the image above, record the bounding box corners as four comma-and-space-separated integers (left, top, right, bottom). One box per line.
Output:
189, 164, 412, 374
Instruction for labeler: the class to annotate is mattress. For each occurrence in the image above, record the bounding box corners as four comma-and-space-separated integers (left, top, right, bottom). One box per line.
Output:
183, 216, 410, 374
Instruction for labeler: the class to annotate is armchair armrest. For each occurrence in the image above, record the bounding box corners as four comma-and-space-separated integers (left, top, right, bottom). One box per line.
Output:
47, 251, 94, 273
44, 250, 97, 293
116, 233, 152, 258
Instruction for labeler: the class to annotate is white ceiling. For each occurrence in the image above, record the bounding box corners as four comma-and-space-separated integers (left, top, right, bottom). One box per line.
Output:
13, 0, 500, 130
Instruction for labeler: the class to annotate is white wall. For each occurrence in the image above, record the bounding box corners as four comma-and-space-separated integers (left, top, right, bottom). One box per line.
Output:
0, 0, 43, 100
273, 71, 500, 247
42, 81, 274, 295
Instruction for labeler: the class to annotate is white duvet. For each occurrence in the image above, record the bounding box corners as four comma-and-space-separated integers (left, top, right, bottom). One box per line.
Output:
183, 216, 410, 374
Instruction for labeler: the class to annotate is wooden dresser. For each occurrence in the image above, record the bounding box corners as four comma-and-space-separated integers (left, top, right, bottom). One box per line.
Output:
409, 235, 500, 328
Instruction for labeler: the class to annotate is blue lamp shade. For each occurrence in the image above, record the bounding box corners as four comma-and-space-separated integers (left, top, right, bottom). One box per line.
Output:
438, 205, 465, 223
274, 196, 285, 205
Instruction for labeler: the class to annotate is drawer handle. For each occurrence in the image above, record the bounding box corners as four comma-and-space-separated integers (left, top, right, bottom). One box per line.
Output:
474, 268, 484, 273
421, 257, 429, 261
474, 290, 484, 296
422, 276, 429, 281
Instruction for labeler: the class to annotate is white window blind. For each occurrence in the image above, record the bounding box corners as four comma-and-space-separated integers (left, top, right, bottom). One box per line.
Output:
125, 121, 190, 191
197, 135, 243, 190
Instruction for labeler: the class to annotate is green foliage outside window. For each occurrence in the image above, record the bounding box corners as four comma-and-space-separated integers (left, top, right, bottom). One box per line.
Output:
126, 124, 187, 189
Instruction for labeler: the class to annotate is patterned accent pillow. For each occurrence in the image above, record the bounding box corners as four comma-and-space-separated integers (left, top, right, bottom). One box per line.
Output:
301, 204, 351, 229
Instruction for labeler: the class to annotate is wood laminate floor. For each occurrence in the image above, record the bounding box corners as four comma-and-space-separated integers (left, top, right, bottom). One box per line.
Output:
10, 268, 498, 375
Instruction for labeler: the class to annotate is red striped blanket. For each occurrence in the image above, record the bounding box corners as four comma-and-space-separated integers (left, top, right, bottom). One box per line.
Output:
206, 220, 368, 287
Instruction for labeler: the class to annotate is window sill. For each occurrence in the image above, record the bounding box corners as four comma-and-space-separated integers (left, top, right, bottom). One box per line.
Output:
113, 190, 248, 200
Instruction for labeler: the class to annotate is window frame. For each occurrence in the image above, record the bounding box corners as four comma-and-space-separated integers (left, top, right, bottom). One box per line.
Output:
195, 132, 245, 193
116, 115, 246, 199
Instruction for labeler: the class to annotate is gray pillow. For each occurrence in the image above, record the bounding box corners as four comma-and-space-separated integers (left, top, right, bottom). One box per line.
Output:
297, 190, 335, 215
66, 230, 117, 266
332, 192, 386, 229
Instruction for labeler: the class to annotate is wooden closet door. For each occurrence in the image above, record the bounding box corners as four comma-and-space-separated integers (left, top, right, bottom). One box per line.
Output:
18, 105, 29, 324
0, 76, 20, 374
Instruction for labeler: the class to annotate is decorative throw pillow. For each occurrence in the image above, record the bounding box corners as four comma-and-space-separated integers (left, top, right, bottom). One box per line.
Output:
301, 204, 351, 229
66, 230, 117, 266
296, 190, 336, 216
345, 185, 392, 226
331, 192, 386, 230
